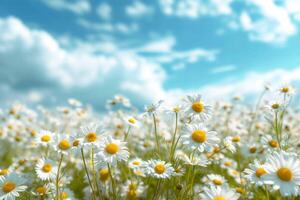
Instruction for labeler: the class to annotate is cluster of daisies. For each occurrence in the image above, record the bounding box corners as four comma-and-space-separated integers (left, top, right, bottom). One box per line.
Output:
0, 85, 299, 199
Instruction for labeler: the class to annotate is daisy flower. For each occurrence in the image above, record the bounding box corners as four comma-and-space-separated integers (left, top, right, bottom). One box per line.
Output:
261, 135, 279, 151
181, 124, 219, 152
96, 136, 129, 166
80, 123, 103, 147
184, 94, 212, 121
265, 99, 285, 113
176, 151, 209, 166
0, 173, 27, 200
223, 137, 237, 153
244, 159, 267, 186
121, 180, 145, 200
144, 100, 163, 115
0, 169, 9, 178
35, 158, 57, 181
98, 167, 110, 183
35, 130, 55, 146
220, 158, 237, 170
199, 185, 240, 200
128, 158, 144, 170
69, 135, 83, 154
126, 116, 140, 127
53, 134, 72, 155
264, 151, 300, 196
142, 159, 174, 179
58, 188, 75, 200
278, 84, 295, 97
241, 143, 258, 158
32, 184, 51, 197
206, 174, 227, 186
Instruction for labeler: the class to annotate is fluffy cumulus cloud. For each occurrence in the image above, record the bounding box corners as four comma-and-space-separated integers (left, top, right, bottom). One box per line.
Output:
200, 67, 300, 101
0, 17, 167, 108
137, 36, 217, 70
239, 0, 297, 44
0, 16, 217, 109
158, 0, 300, 44
96, 2, 112, 21
125, 1, 154, 18
40, 0, 91, 14
77, 18, 139, 34
159, 0, 233, 18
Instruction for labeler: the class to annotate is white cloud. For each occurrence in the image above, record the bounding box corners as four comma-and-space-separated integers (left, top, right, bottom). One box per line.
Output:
158, 0, 300, 44
200, 68, 300, 101
239, 0, 297, 44
139, 36, 176, 53
154, 49, 217, 64
77, 19, 139, 34
211, 65, 236, 74
159, 0, 233, 18
40, 0, 90, 14
125, 1, 153, 18
284, 0, 300, 21
96, 2, 112, 20
0, 17, 164, 106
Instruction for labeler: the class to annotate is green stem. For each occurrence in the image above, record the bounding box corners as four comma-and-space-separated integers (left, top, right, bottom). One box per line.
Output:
152, 114, 160, 155
169, 112, 178, 162
56, 154, 64, 200
107, 163, 117, 200
81, 148, 96, 200
152, 180, 161, 200
92, 147, 102, 199
124, 126, 131, 141
264, 185, 270, 200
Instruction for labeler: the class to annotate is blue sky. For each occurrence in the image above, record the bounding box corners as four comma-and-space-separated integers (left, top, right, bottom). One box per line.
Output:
1, 0, 300, 109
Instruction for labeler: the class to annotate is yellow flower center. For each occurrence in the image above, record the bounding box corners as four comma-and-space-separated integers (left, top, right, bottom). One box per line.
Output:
224, 161, 232, 167
86, 132, 97, 142
60, 192, 68, 199
31, 129, 37, 137
129, 183, 137, 190
268, 140, 278, 148
0, 169, 8, 175
2, 181, 16, 193
73, 140, 80, 147
232, 136, 240, 142
277, 167, 293, 182
41, 135, 51, 142
272, 103, 280, 109
105, 143, 119, 154
191, 130, 207, 143
154, 164, 166, 174
134, 170, 143, 176
281, 87, 289, 93
127, 189, 137, 199
132, 161, 141, 166
213, 179, 222, 185
213, 196, 226, 200
236, 187, 245, 194
249, 147, 257, 154
58, 140, 71, 150
255, 167, 267, 178
99, 168, 109, 182
42, 163, 52, 173
173, 107, 180, 113
191, 101, 204, 113
36, 186, 47, 195
128, 118, 136, 124
213, 147, 221, 153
